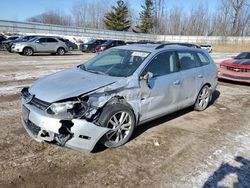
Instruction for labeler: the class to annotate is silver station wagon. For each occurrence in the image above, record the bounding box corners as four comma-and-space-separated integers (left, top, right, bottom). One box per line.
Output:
21, 44, 218, 152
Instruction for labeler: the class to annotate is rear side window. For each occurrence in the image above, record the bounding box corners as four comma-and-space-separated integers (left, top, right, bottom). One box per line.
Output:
143, 51, 178, 77
177, 51, 199, 70
196, 52, 210, 66
47, 38, 58, 43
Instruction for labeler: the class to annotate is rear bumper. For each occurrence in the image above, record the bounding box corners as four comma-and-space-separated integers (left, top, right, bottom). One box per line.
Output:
21, 99, 110, 152
218, 69, 250, 83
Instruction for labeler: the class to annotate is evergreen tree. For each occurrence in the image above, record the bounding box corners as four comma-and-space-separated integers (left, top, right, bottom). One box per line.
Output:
104, 0, 131, 31
137, 0, 154, 33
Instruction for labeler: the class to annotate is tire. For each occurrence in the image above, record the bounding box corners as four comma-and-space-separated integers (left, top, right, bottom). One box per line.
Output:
57, 47, 65, 55
194, 85, 211, 111
98, 104, 136, 148
23, 47, 33, 56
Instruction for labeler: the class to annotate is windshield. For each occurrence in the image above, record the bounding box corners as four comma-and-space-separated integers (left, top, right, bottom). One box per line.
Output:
80, 49, 150, 77
8, 36, 19, 40
102, 40, 112, 45
235, 52, 250, 59
86, 39, 96, 44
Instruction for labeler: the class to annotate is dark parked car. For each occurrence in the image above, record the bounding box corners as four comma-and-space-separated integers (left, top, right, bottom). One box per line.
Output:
0, 35, 6, 43
80, 39, 107, 53
2, 36, 20, 51
3, 35, 40, 52
95, 40, 126, 52
0, 35, 6, 49
58, 38, 78, 50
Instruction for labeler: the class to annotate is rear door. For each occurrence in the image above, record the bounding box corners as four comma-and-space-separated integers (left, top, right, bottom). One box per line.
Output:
46, 38, 59, 52
177, 51, 204, 108
139, 51, 182, 122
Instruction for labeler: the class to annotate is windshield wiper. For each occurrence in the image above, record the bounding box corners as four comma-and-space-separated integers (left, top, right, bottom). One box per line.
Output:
79, 64, 109, 76
87, 69, 109, 76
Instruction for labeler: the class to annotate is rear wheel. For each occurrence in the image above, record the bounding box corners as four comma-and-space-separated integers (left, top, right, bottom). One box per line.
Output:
57, 47, 65, 55
194, 85, 211, 111
98, 104, 135, 148
23, 47, 33, 56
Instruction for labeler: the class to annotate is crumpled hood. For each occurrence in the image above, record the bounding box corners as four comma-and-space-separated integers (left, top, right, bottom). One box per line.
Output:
29, 67, 122, 103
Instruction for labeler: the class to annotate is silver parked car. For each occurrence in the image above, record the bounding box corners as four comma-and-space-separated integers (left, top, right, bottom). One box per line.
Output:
12, 36, 68, 56
21, 44, 218, 151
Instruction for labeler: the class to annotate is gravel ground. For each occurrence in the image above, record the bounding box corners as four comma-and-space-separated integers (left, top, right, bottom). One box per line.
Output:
0, 51, 249, 188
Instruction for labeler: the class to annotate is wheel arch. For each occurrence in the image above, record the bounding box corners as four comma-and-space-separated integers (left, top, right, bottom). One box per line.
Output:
22, 46, 34, 53
99, 95, 139, 123
57, 46, 66, 51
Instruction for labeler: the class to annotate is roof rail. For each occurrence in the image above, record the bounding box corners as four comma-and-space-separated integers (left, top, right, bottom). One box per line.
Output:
155, 42, 201, 50
155, 44, 165, 49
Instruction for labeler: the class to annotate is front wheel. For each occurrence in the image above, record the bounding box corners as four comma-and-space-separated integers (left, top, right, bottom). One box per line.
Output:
194, 85, 211, 111
98, 104, 136, 148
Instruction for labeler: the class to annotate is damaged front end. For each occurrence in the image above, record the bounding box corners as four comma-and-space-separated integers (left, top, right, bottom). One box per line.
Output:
21, 76, 139, 152
21, 87, 112, 152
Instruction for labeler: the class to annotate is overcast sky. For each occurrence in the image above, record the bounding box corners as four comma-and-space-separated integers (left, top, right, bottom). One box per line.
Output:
0, 0, 218, 21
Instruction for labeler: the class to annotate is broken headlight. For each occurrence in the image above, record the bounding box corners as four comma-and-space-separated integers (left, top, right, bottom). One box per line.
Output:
48, 101, 88, 119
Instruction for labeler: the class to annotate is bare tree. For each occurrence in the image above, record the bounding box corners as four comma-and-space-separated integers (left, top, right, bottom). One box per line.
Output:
71, 0, 112, 29
27, 10, 72, 26
184, 4, 210, 36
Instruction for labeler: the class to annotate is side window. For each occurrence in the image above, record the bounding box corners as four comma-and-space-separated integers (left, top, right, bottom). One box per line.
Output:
196, 52, 210, 66
47, 38, 57, 43
177, 51, 199, 70
37, 38, 46, 43
144, 51, 178, 77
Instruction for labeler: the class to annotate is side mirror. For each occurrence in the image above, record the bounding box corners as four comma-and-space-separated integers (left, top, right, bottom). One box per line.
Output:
140, 72, 153, 89
35, 40, 40, 43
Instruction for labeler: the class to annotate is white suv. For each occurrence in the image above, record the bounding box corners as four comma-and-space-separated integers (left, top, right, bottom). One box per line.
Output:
12, 37, 68, 56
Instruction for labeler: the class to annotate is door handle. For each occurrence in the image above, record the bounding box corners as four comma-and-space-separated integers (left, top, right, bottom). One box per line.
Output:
198, 74, 203, 78
173, 80, 180, 85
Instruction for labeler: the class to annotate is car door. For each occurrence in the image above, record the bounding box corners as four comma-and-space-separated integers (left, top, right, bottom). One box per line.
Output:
139, 51, 182, 122
46, 38, 58, 52
35, 38, 48, 52
177, 51, 204, 109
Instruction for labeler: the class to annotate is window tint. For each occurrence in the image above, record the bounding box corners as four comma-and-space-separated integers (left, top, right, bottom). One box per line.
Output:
37, 38, 47, 43
177, 51, 199, 70
47, 38, 57, 43
196, 52, 210, 66
144, 51, 178, 76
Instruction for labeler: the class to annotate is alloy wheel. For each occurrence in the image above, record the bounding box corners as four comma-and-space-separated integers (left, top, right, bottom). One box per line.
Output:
197, 86, 210, 108
106, 111, 132, 143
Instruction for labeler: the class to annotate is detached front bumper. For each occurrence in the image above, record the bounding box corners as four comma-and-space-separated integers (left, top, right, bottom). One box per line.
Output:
218, 68, 250, 83
21, 98, 110, 152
